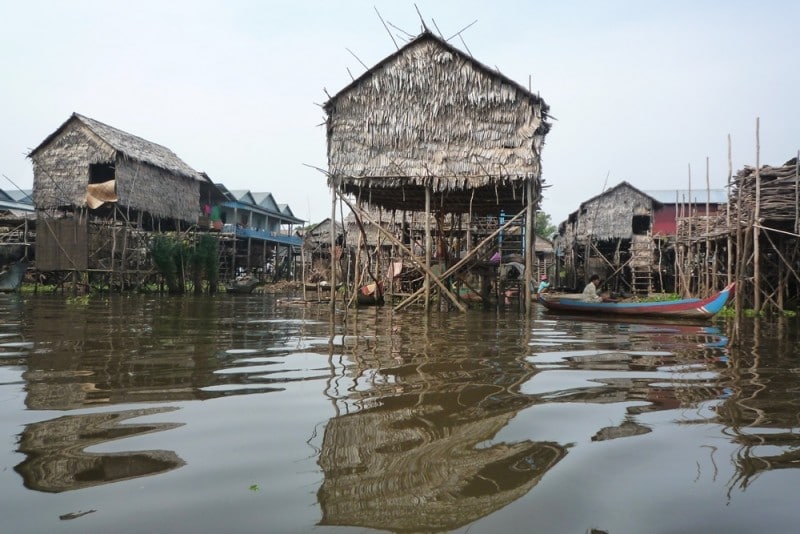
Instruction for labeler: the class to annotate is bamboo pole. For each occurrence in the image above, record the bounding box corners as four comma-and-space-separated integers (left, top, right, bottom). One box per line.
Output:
674, 190, 679, 294
335, 194, 467, 312
329, 184, 337, 315
754, 117, 761, 313
424, 187, 431, 311
705, 156, 710, 292
395, 210, 527, 311
524, 180, 535, 314
727, 135, 733, 286
734, 153, 744, 341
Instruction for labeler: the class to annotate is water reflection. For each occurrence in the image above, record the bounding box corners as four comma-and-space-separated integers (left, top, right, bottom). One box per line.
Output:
14, 407, 184, 493
317, 311, 567, 531
2, 292, 799, 531
16, 295, 328, 409
710, 319, 800, 492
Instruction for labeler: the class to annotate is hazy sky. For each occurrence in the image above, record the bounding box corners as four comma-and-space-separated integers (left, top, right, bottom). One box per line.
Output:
1, 0, 798, 225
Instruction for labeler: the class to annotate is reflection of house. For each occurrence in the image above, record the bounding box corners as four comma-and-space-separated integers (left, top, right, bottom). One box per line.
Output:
556, 181, 661, 294
14, 407, 184, 493
317, 389, 566, 532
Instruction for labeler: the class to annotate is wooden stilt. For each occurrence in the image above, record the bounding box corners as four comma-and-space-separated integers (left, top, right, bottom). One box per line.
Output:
754, 117, 761, 313
524, 180, 535, 315
336, 193, 467, 312
395, 210, 526, 311
424, 187, 431, 311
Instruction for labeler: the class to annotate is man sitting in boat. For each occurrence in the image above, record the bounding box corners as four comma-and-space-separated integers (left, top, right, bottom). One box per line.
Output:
582, 274, 618, 302
536, 274, 550, 294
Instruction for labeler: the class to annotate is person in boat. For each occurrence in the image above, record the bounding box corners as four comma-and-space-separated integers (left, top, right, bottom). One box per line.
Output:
537, 274, 551, 294
582, 274, 617, 302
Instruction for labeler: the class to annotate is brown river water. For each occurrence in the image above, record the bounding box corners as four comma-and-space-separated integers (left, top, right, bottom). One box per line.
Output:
0, 292, 798, 533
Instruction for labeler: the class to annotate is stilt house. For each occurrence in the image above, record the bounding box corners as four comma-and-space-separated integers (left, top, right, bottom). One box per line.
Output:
324, 30, 551, 310
557, 181, 661, 294
28, 113, 219, 275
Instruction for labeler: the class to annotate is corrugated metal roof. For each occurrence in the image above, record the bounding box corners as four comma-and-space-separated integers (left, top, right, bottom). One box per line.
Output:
644, 189, 727, 204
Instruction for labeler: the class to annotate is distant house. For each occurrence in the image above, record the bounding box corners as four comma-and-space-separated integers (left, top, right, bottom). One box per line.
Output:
645, 189, 727, 237
556, 181, 662, 294
214, 187, 304, 279
28, 113, 219, 272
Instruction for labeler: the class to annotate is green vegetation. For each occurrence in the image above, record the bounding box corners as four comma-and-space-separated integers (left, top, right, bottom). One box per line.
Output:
149, 234, 220, 294
535, 212, 557, 239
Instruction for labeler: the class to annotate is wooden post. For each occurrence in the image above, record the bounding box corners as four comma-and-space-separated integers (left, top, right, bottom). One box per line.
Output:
704, 157, 710, 292
394, 211, 526, 312
329, 183, 337, 315
111, 207, 118, 292
424, 187, 431, 311
727, 135, 733, 286
524, 180, 535, 314
674, 190, 679, 294
754, 117, 761, 313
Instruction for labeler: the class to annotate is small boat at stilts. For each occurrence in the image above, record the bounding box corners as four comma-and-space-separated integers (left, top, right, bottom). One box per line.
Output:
538, 282, 735, 320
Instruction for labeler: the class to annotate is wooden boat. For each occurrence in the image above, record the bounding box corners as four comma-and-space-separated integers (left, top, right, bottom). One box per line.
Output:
0, 260, 27, 292
538, 282, 735, 320
225, 276, 259, 294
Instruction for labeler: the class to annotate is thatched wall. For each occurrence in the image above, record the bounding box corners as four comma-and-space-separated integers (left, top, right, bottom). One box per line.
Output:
567, 182, 658, 243
32, 120, 115, 209
30, 115, 201, 224
325, 32, 548, 215
115, 160, 199, 222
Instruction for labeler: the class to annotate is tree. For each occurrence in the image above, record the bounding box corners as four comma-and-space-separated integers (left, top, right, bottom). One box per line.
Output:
535, 212, 557, 239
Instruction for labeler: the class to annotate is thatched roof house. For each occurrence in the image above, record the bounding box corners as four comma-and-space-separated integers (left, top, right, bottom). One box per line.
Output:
29, 113, 207, 225
324, 31, 550, 215
559, 181, 661, 245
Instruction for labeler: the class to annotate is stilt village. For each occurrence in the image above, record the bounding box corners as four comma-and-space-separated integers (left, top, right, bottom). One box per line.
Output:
1, 30, 797, 319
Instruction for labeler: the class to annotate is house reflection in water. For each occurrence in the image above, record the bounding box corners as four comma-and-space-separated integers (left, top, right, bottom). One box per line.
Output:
316, 385, 567, 532
15, 407, 184, 493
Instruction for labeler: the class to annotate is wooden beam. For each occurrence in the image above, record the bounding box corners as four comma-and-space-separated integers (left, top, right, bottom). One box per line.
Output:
395, 209, 527, 311
336, 193, 467, 312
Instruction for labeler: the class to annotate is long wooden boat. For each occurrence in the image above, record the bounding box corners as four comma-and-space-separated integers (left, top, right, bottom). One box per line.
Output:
538, 282, 735, 319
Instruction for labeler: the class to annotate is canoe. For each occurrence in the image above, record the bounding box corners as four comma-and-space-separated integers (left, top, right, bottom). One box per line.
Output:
538, 282, 735, 320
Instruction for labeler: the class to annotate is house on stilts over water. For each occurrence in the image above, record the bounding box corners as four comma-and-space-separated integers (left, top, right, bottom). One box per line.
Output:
323, 29, 551, 311
28, 112, 225, 290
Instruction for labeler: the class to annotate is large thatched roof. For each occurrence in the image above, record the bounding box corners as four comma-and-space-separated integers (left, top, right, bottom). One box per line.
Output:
29, 113, 202, 182
325, 31, 550, 215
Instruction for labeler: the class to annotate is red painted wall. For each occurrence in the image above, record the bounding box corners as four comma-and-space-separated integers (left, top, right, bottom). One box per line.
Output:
652, 204, 721, 237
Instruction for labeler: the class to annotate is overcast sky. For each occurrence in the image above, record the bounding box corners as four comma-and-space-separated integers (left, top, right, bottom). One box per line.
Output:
1, 0, 798, 225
